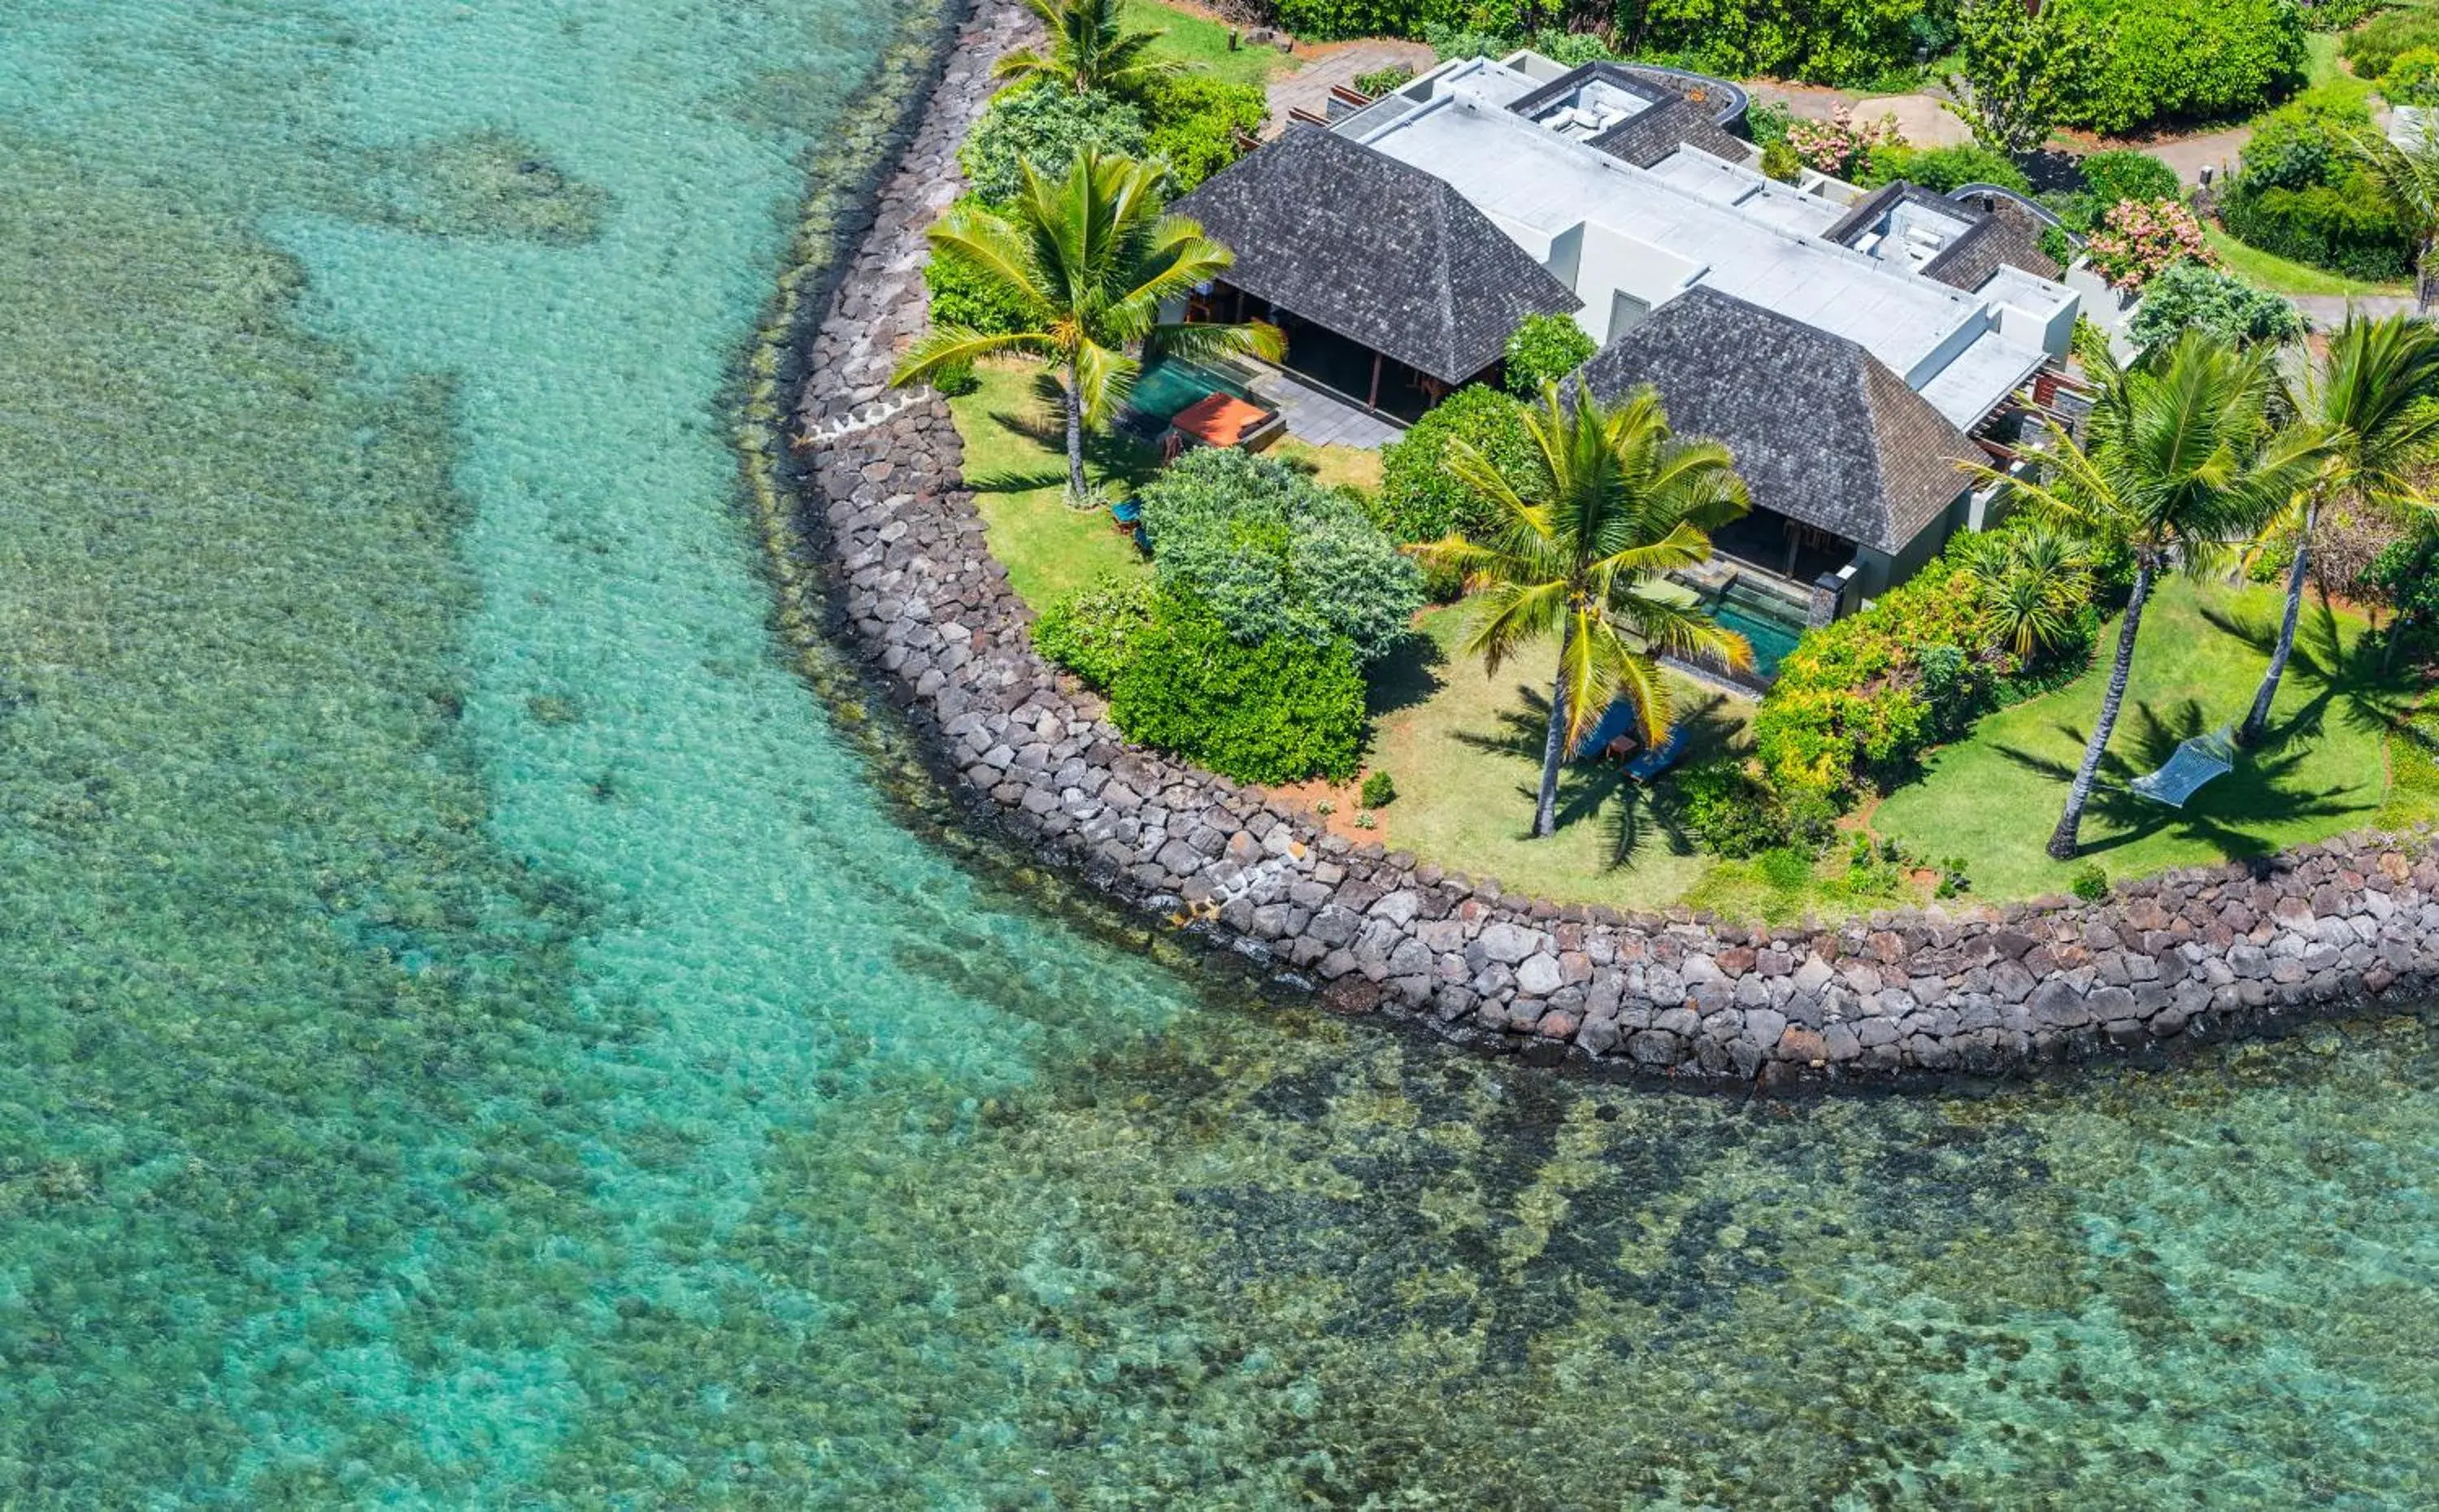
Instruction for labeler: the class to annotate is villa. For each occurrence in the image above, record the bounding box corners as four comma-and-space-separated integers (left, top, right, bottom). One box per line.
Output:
1174, 50, 2085, 619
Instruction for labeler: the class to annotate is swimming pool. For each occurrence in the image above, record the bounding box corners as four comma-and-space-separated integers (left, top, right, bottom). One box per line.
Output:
1118, 356, 1262, 438
1705, 576, 1810, 682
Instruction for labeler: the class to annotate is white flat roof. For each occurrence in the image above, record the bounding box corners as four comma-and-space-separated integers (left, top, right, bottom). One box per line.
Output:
1341, 62, 2069, 428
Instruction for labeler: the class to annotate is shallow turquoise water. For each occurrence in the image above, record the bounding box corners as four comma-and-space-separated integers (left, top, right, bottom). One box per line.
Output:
1, 1, 2437, 1505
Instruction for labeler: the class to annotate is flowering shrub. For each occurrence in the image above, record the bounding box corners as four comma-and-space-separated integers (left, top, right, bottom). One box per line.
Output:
1785, 105, 1903, 180
2083, 198, 2211, 291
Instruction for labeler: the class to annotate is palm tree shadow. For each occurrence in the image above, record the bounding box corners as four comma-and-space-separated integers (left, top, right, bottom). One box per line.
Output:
963, 398, 1164, 496
1366, 633, 1447, 718
1993, 691, 2376, 860
2199, 597, 2420, 748
1455, 684, 1742, 867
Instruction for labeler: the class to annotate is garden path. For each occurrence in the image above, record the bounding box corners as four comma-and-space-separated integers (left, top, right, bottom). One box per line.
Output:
1265, 37, 1434, 133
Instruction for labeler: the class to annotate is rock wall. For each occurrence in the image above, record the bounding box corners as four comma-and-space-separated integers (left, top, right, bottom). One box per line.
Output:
779, 0, 2439, 1084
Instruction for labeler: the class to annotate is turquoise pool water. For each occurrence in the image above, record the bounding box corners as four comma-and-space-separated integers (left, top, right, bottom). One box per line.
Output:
2, 1, 2437, 1505
1709, 577, 1810, 681
1117, 354, 1263, 437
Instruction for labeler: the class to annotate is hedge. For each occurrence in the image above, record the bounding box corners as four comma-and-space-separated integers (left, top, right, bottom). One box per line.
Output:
1502, 313, 1597, 394
1862, 143, 2030, 194
1109, 592, 1368, 784
2050, 0, 2306, 136
2218, 90, 2415, 283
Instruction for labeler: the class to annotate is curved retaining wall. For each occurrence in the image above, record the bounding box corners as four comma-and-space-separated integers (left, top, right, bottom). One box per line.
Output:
775, 0, 2439, 1084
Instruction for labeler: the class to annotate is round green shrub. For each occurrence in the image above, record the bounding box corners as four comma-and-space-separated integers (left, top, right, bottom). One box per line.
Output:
1139, 75, 1268, 193
959, 85, 1149, 204
2126, 262, 2305, 351
1372, 386, 1541, 594
1668, 759, 1789, 859
1136, 445, 1422, 663
1034, 573, 1158, 689
1109, 593, 1367, 784
2070, 861, 2111, 901
1359, 768, 1397, 807
2384, 47, 2439, 107
2077, 150, 2180, 211
1501, 313, 1597, 395
2345, 7, 2439, 80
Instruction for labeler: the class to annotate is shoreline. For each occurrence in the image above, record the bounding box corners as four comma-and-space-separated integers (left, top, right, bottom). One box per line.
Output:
757, 0, 2439, 1088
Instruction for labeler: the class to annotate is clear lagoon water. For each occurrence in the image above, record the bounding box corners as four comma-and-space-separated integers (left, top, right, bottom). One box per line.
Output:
1, 1, 2435, 1505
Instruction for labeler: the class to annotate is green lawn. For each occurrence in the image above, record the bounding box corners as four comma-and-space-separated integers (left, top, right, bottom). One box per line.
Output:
946, 358, 1153, 606
1138, 0, 1295, 89
1873, 576, 2419, 901
1360, 606, 1759, 910
2203, 228, 2408, 300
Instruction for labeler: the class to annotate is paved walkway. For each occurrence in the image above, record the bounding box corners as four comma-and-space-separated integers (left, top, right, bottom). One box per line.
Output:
2292, 293, 2419, 325
1264, 37, 1434, 135
1244, 364, 1406, 448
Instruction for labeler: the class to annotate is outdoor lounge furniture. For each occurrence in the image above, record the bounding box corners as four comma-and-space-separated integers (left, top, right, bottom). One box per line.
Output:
1163, 392, 1283, 458
1624, 725, 1689, 782
2125, 725, 2237, 808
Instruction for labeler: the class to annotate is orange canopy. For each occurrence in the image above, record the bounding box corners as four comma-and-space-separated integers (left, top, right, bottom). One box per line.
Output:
1168, 392, 1272, 450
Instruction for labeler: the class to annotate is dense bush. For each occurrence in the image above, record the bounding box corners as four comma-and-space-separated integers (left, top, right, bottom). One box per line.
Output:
960, 85, 1150, 203
1788, 104, 1905, 180
922, 196, 1039, 333
1034, 573, 1159, 689
2344, 6, 2439, 80
1277, 0, 1465, 41
1502, 313, 1597, 394
1861, 143, 2030, 194
2218, 91, 2415, 282
1372, 385, 1542, 590
1135, 446, 1422, 662
1669, 760, 1794, 858
1139, 75, 1268, 193
1623, 0, 1927, 88
1360, 768, 1397, 807
2127, 262, 2305, 350
1751, 524, 2099, 806
2076, 150, 2180, 215
2049, 0, 2306, 136
1351, 63, 1416, 97
1109, 592, 1367, 783
2084, 198, 2212, 291
2385, 47, 2439, 107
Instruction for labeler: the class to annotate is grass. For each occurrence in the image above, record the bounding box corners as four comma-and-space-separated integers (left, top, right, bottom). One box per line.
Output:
1873, 576, 2422, 901
1272, 435, 1384, 492
2204, 227, 2410, 299
1355, 605, 1759, 910
1138, 0, 1297, 89
946, 358, 1154, 606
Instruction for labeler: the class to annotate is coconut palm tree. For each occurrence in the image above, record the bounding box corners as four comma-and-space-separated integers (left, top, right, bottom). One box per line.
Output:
2350, 128, 2439, 313
995, 0, 1183, 97
1415, 383, 1754, 840
1969, 331, 2322, 859
2238, 311, 2439, 746
1972, 526, 2093, 660
891, 150, 1280, 502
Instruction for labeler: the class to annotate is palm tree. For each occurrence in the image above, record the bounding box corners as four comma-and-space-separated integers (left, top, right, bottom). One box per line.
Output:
891, 150, 1280, 502
1415, 384, 1754, 839
994, 0, 1183, 96
2238, 312, 2439, 746
1972, 526, 2093, 660
2350, 128, 2439, 314
1969, 331, 2321, 859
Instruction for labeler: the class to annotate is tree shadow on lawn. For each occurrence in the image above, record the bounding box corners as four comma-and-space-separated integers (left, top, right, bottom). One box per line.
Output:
1990, 694, 2376, 864
1366, 632, 1446, 719
2197, 596, 2424, 744
961, 403, 1164, 497
1454, 683, 1744, 869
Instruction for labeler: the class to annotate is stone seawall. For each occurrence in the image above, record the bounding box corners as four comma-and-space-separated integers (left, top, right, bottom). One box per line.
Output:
777, 0, 2439, 1084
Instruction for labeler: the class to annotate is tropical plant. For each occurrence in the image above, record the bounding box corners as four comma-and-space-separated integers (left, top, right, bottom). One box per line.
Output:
1972, 527, 2095, 660
1413, 384, 1753, 838
1372, 384, 1541, 569
1109, 590, 1367, 784
1139, 74, 1269, 193
1133, 445, 1422, 663
1035, 571, 1159, 687
2082, 198, 2212, 291
2348, 126, 2439, 311
959, 85, 1150, 204
1967, 332, 2321, 858
2382, 46, 2439, 108
2125, 262, 2305, 352
1860, 142, 2031, 194
994, 0, 1184, 96
1502, 313, 1597, 395
2240, 313, 2439, 745
892, 151, 1282, 502
1943, 0, 2092, 155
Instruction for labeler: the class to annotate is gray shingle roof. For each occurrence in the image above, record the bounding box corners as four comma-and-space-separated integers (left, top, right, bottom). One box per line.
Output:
1587, 96, 1752, 169
1921, 198, 2062, 290
1575, 287, 1974, 554
1171, 125, 1581, 386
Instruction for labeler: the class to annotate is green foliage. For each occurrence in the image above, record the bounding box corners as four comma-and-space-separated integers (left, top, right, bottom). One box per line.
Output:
2127, 261, 2307, 350
1136, 445, 1422, 662
2049, 0, 2307, 135
1139, 74, 1268, 193
1756, 844, 1815, 893
2070, 861, 2111, 901
1373, 385, 1542, 589
2372, 528, 2439, 624
1670, 758, 1793, 858
1279, 0, 1466, 41
2040, 222, 2076, 267
922, 198, 1040, 335
1360, 768, 1398, 807
2382, 46, 2439, 106
1745, 99, 1795, 149
1501, 313, 1598, 394
2345, 6, 2439, 80
1109, 592, 1367, 783
1034, 573, 1159, 688
1862, 142, 2032, 193
1352, 63, 1417, 97
1761, 138, 1805, 183
960, 85, 1150, 203
2078, 150, 2182, 214
1946, 0, 2093, 154
1624, 0, 1929, 88
2220, 94, 2418, 281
